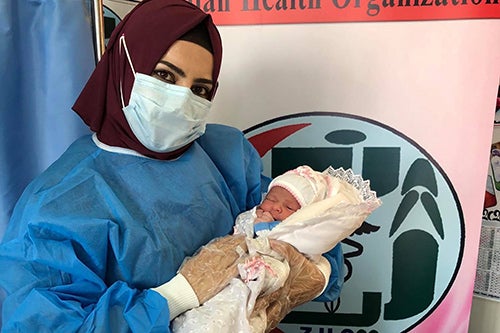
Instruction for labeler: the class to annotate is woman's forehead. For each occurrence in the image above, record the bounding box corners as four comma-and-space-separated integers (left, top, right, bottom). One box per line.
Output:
158, 40, 214, 80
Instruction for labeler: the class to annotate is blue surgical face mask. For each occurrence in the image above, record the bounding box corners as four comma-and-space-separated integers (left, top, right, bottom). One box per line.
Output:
119, 35, 212, 153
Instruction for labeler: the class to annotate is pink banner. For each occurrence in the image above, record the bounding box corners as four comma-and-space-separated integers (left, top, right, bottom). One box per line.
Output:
187, 0, 500, 25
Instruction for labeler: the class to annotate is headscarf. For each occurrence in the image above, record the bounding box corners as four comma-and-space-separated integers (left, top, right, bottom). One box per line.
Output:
72, 0, 223, 160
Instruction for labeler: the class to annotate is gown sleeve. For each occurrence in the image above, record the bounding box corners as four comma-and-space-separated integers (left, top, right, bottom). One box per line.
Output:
0, 127, 266, 333
314, 243, 344, 302
0, 210, 172, 332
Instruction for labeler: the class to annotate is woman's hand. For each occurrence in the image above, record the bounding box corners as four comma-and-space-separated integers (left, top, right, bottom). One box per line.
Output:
252, 240, 326, 332
179, 234, 248, 304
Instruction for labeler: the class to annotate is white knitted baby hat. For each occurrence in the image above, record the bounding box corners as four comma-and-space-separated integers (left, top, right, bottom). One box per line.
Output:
268, 165, 329, 208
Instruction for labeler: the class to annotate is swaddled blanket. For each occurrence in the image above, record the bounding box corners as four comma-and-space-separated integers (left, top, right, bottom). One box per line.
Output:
266, 167, 381, 259
172, 167, 381, 333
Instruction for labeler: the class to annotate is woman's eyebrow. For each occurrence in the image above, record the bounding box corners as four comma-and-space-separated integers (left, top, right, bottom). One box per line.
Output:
158, 60, 185, 77
194, 78, 214, 85
157, 60, 213, 86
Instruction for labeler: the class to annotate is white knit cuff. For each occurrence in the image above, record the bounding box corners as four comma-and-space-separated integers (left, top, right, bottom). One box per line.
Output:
151, 273, 200, 320
314, 255, 332, 297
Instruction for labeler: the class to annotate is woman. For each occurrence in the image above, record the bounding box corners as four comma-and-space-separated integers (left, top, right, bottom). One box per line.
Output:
0, 0, 344, 332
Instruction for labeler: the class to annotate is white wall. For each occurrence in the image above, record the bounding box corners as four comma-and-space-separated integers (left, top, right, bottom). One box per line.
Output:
469, 297, 500, 332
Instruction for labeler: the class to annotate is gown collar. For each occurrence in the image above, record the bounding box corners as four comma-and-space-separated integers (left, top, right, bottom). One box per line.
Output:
92, 133, 150, 159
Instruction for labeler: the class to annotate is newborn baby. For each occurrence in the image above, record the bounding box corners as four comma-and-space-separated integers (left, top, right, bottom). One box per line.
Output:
172, 165, 381, 333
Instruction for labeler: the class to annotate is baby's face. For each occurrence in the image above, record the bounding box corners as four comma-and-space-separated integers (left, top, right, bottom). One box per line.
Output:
259, 186, 301, 221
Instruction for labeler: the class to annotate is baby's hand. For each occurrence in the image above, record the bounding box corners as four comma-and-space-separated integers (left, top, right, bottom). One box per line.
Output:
255, 209, 274, 223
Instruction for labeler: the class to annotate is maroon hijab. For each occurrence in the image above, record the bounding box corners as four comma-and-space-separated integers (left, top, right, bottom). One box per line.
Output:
72, 0, 223, 160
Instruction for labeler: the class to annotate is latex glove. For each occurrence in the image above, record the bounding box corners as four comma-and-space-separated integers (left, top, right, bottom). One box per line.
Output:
251, 239, 326, 332
179, 234, 248, 304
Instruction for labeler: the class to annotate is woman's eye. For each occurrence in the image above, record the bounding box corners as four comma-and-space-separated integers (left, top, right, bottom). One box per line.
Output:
191, 85, 210, 99
152, 70, 175, 84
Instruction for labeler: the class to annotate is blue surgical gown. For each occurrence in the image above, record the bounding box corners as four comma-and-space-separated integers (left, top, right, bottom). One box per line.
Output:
0, 124, 343, 332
